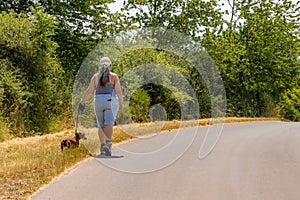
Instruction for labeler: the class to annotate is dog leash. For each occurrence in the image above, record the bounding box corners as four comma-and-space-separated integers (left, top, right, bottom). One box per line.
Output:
76, 103, 85, 132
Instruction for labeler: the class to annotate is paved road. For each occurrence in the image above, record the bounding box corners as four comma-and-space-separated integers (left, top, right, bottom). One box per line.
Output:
31, 122, 300, 200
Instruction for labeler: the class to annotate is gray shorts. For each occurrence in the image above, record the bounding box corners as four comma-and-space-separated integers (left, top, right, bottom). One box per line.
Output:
94, 94, 119, 127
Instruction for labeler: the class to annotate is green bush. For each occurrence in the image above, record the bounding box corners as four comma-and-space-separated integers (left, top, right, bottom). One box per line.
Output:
0, 59, 31, 135
129, 88, 151, 123
281, 88, 300, 122
0, 10, 66, 137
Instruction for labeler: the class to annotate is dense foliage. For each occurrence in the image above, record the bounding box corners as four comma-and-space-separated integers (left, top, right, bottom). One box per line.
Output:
203, 0, 300, 118
0, 0, 299, 140
0, 9, 65, 137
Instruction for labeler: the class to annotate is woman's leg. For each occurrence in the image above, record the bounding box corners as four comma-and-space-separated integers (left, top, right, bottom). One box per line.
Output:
103, 96, 118, 141
94, 96, 111, 155
103, 125, 113, 140
103, 125, 113, 151
98, 127, 111, 156
98, 127, 108, 144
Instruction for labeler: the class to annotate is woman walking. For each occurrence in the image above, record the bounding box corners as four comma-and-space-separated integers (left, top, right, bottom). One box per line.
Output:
80, 57, 123, 156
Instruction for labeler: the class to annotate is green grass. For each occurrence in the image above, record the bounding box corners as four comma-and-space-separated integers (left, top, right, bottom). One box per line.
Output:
0, 117, 281, 199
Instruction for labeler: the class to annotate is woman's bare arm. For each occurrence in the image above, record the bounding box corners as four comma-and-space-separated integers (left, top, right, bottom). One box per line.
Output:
114, 74, 123, 112
80, 75, 96, 103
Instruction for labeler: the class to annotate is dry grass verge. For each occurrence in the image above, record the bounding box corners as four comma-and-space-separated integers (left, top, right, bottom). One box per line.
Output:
0, 130, 90, 200
0, 117, 281, 199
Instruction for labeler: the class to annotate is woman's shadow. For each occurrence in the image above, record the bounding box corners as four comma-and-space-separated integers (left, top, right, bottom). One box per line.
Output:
94, 154, 124, 159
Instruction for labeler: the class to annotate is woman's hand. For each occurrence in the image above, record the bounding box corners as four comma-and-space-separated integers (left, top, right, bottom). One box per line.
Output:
78, 102, 86, 112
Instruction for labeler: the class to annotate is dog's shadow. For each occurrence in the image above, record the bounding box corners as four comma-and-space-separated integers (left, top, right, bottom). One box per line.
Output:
94, 154, 124, 159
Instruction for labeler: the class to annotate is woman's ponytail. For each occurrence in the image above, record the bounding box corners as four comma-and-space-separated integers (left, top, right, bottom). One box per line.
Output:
98, 57, 112, 87
99, 65, 110, 87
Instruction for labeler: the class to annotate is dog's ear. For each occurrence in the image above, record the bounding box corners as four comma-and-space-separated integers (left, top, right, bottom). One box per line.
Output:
82, 133, 87, 140
78, 132, 87, 140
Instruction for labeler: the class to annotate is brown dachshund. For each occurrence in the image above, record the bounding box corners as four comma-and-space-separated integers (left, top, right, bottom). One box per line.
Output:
61, 132, 87, 152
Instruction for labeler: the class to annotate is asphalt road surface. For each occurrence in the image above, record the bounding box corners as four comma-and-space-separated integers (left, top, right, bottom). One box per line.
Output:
31, 121, 300, 200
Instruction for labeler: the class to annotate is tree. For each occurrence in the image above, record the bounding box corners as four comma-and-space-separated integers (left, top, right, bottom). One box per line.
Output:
38, 0, 115, 80
0, 1, 121, 134
112, 0, 224, 119
0, 10, 64, 135
122, 0, 222, 40
0, 0, 116, 80
203, 0, 300, 117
